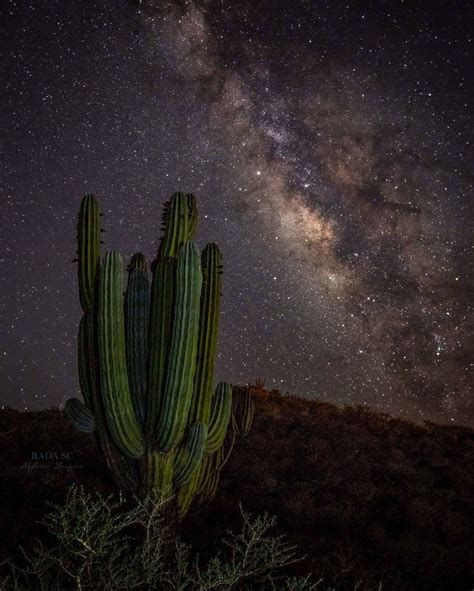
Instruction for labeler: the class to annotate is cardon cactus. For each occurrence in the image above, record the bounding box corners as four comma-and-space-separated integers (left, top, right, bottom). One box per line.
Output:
65, 192, 254, 518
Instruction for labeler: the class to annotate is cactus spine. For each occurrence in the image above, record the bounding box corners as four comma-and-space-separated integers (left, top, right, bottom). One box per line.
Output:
66, 191, 254, 518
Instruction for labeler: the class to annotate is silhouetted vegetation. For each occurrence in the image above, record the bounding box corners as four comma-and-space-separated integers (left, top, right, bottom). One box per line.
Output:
1, 387, 473, 590
1, 485, 316, 590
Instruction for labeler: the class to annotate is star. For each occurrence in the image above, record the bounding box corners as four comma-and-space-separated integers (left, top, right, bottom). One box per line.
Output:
1, 0, 472, 427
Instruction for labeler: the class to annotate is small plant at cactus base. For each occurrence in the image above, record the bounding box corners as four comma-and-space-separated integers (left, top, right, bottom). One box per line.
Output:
65, 192, 254, 518
0, 485, 322, 591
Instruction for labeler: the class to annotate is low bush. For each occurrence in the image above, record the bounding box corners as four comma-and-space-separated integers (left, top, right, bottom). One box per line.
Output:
1, 485, 319, 591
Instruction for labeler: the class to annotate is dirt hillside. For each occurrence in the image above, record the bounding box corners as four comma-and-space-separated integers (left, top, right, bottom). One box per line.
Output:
1, 387, 473, 590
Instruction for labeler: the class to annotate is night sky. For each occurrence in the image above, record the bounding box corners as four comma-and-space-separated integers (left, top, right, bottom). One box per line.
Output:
2, 0, 473, 425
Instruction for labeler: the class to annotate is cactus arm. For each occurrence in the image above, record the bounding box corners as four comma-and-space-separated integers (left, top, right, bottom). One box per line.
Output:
78, 313, 94, 410
77, 310, 138, 491
186, 193, 198, 240
189, 242, 223, 425
177, 462, 201, 519
179, 438, 232, 516
98, 251, 145, 459
196, 451, 220, 500
205, 382, 232, 453
218, 428, 236, 469
174, 422, 207, 487
199, 459, 220, 500
196, 453, 213, 495
78, 194, 101, 313
155, 242, 202, 451
145, 258, 175, 442
128, 252, 147, 271
64, 398, 95, 432
159, 192, 190, 260
179, 431, 235, 518
125, 253, 150, 423
143, 451, 175, 495
232, 384, 255, 435
177, 453, 219, 519
197, 432, 235, 503
74, 196, 140, 492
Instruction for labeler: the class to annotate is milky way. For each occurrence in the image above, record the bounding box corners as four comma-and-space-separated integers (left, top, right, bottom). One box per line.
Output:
2, 0, 472, 425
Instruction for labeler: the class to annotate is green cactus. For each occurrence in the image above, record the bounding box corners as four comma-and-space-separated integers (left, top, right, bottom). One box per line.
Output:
64, 398, 95, 432
146, 257, 175, 443
77, 313, 95, 411
77, 194, 101, 313
232, 384, 255, 435
66, 191, 253, 518
189, 243, 223, 426
98, 251, 146, 459
154, 241, 202, 452
206, 382, 233, 453
159, 191, 196, 259
174, 421, 207, 487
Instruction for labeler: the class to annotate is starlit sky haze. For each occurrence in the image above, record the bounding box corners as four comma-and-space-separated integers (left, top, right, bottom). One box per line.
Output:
2, 0, 473, 425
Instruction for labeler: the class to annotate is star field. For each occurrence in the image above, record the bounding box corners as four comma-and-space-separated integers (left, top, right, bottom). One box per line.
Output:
2, 0, 473, 425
